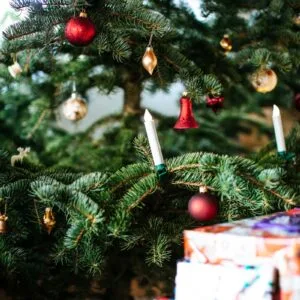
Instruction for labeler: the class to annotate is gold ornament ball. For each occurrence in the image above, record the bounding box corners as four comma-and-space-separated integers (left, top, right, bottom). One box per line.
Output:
293, 14, 300, 25
250, 68, 278, 93
62, 92, 88, 121
142, 46, 158, 75
43, 207, 56, 234
0, 214, 8, 234
220, 34, 232, 52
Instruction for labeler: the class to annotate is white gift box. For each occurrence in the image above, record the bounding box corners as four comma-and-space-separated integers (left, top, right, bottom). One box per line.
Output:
175, 261, 275, 300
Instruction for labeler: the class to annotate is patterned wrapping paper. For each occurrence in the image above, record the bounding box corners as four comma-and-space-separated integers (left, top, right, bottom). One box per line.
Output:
184, 209, 300, 300
175, 261, 275, 300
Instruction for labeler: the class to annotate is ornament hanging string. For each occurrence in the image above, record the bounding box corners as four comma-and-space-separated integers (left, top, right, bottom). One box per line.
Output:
73, 0, 78, 16
147, 31, 154, 47
33, 199, 42, 231
24, 50, 32, 73
4, 200, 7, 216
72, 1, 88, 15
72, 80, 77, 93
26, 109, 49, 139
11, 53, 17, 63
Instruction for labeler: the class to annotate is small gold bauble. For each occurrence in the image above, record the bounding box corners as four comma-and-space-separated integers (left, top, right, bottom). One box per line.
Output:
220, 34, 232, 52
293, 14, 300, 25
0, 214, 8, 234
250, 68, 278, 93
62, 92, 88, 121
142, 46, 158, 75
43, 207, 56, 234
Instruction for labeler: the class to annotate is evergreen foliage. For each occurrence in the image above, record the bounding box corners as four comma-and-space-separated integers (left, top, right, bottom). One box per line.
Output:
2, 0, 224, 101
2, 0, 299, 107
1, 126, 300, 297
0, 0, 299, 298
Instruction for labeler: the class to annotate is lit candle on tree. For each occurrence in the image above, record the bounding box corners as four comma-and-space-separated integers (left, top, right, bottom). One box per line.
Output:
144, 109, 167, 180
272, 105, 286, 153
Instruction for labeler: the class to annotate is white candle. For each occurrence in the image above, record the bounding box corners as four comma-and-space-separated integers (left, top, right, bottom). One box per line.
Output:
272, 105, 286, 152
144, 109, 165, 165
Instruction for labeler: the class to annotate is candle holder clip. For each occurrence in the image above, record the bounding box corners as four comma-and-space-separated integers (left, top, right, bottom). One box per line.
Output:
278, 151, 296, 162
155, 164, 168, 183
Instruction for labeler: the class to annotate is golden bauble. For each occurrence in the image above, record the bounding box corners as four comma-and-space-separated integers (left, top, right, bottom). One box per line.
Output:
142, 46, 157, 75
0, 214, 8, 234
62, 92, 88, 121
250, 68, 278, 93
43, 207, 56, 234
220, 34, 232, 52
293, 14, 300, 25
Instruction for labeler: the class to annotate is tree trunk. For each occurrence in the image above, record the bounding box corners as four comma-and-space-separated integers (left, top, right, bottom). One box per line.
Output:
122, 72, 143, 115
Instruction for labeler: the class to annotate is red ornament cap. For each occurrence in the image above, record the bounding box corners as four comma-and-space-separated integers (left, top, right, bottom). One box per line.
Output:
65, 11, 96, 46
174, 94, 199, 130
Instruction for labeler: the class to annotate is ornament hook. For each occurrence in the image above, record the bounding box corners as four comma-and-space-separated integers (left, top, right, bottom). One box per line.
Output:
199, 186, 208, 193
12, 53, 17, 63
72, 80, 77, 93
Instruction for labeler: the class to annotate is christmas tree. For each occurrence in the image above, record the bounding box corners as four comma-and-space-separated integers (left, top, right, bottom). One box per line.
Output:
0, 0, 299, 299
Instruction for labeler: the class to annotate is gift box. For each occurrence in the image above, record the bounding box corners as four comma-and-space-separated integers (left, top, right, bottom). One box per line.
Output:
184, 208, 300, 299
175, 261, 275, 300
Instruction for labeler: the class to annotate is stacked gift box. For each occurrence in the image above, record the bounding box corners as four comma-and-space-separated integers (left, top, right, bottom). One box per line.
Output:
175, 208, 300, 300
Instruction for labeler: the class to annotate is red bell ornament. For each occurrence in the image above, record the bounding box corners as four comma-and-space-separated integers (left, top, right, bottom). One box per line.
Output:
174, 93, 199, 130
65, 10, 96, 46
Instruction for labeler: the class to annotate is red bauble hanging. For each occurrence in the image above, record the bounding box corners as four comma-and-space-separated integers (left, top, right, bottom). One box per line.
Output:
65, 11, 96, 46
174, 93, 199, 130
294, 93, 300, 112
188, 187, 218, 221
206, 95, 224, 113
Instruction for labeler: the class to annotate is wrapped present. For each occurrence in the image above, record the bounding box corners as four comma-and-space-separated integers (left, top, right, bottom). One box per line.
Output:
184, 208, 300, 300
175, 261, 275, 300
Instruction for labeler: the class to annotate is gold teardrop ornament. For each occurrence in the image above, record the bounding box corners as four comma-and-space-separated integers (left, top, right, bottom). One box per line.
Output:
43, 207, 56, 234
142, 46, 157, 75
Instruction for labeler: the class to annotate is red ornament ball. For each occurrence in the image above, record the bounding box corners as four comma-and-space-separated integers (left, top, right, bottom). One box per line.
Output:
188, 192, 218, 221
65, 11, 96, 46
206, 96, 224, 113
294, 93, 300, 112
